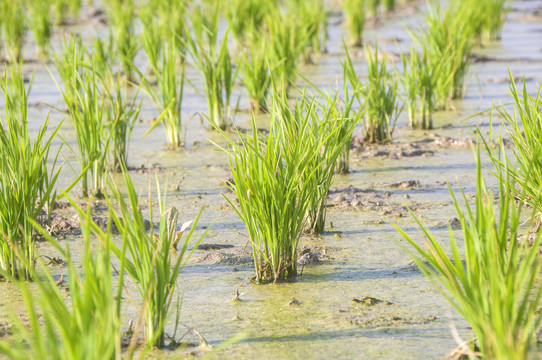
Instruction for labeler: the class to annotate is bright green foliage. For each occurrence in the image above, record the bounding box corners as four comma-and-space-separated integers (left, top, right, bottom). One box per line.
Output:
217, 90, 349, 281
343, 45, 398, 142
338, 75, 364, 174
238, 36, 273, 113
186, 3, 237, 130
395, 153, 542, 359
140, 5, 163, 71
56, 62, 110, 198
90, 31, 115, 77
480, 73, 542, 218
341, 0, 366, 47
142, 44, 186, 149
362, 45, 399, 142
108, 171, 206, 348
413, 6, 473, 105
105, 73, 141, 170
401, 47, 439, 130
288, 0, 328, 62
277, 89, 358, 233
0, 208, 123, 360
104, 0, 138, 81
224, 0, 273, 44
27, 0, 52, 58
454, 0, 508, 42
53, 35, 85, 99
0, 65, 61, 280
383, 0, 395, 12
265, 9, 307, 92
140, 0, 187, 60
368, 0, 379, 15
1, 0, 26, 62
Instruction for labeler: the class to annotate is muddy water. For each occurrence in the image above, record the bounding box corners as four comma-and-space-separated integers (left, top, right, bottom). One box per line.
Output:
1, 0, 542, 359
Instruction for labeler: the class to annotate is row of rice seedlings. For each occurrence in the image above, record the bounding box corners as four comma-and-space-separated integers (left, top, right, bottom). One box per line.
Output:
480, 73, 542, 220
27, 0, 53, 58
395, 151, 542, 359
343, 45, 399, 142
1, 0, 26, 63
0, 210, 123, 359
103, 0, 138, 82
0, 64, 61, 280
400, 46, 439, 130
108, 170, 206, 348
341, 0, 366, 47
186, 3, 237, 130
141, 44, 186, 150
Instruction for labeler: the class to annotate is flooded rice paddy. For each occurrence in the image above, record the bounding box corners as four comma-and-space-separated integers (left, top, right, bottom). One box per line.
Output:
1, 0, 542, 358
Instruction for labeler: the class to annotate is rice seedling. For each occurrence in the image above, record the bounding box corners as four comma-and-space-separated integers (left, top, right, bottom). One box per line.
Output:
104, 0, 138, 81
454, 0, 508, 42
383, 0, 395, 12
186, 3, 237, 130
0, 208, 123, 360
142, 44, 186, 150
1, 0, 27, 62
238, 36, 273, 113
161, 0, 188, 56
362, 45, 400, 142
0, 64, 61, 280
480, 72, 542, 219
278, 89, 358, 233
400, 46, 439, 130
105, 73, 141, 170
53, 35, 85, 100
341, 0, 366, 47
27, 0, 53, 58
265, 10, 307, 92
395, 152, 542, 359
337, 80, 363, 174
224, 0, 270, 45
344, 44, 399, 143
368, 0, 380, 16
215, 89, 344, 281
52, 0, 80, 25
66, 0, 82, 18
288, 0, 328, 62
108, 170, 206, 348
413, 6, 473, 103
53, 0, 68, 25
55, 61, 110, 198
90, 31, 115, 77
141, 0, 187, 60
140, 6, 163, 72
